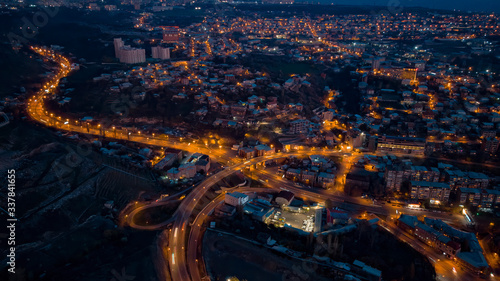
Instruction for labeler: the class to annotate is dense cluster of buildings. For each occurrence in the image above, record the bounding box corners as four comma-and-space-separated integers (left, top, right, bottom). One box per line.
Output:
101, 11, 500, 175
162, 15, 500, 162
8, 6, 498, 213
309, 152, 500, 210
278, 155, 337, 189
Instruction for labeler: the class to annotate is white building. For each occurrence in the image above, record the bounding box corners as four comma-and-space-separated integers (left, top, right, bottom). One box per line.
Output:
225, 192, 249, 207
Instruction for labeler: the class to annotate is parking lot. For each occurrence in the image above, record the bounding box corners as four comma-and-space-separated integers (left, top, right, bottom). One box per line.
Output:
274, 207, 321, 233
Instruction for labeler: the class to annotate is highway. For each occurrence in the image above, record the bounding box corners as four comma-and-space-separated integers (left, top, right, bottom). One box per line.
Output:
166, 154, 300, 281
167, 160, 468, 281
255, 168, 466, 225
136, 151, 350, 281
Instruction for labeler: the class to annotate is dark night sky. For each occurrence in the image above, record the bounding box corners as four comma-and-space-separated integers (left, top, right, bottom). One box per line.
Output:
323, 0, 500, 13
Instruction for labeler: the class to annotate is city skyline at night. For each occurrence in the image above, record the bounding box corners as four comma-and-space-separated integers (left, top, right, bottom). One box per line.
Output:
0, 1, 500, 281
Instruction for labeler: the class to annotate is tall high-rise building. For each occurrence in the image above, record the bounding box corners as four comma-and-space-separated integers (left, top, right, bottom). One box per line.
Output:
114, 38, 146, 64
152, 46, 170, 60
114, 38, 124, 57
119, 47, 146, 64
